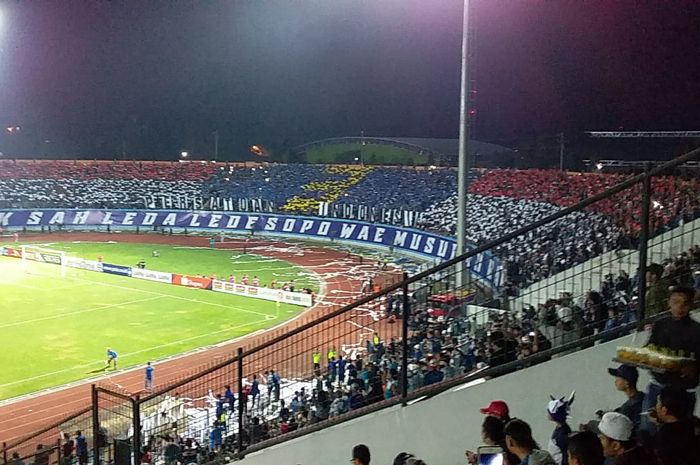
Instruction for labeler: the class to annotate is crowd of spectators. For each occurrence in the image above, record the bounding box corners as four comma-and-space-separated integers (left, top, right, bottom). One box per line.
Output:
0, 160, 215, 209
0, 160, 216, 181
205, 243, 697, 454
202, 164, 327, 207
337, 167, 456, 211
0, 178, 203, 209
420, 194, 630, 288
2, 161, 699, 295
470, 169, 700, 236
174, 281, 698, 465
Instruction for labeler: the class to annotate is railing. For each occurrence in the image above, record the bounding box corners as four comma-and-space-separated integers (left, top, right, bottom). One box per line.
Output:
2, 148, 699, 465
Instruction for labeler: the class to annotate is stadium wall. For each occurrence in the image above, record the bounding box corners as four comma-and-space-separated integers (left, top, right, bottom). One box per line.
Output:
511, 217, 700, 309
0, 209, 503, 288
237, 316, 700, 465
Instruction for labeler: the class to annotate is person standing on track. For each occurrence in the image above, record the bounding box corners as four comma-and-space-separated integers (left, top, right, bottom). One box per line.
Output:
252, 275, 260, 287
242, 274, 249, 286
144, 362, 154, 391
105, 348, 118, 370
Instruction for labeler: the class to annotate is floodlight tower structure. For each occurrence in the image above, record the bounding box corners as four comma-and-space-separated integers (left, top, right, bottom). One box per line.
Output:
456, 0, 476, 289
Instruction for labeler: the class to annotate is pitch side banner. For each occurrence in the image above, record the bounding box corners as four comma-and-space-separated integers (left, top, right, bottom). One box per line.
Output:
65, 256, 104, 273
102, 262, 132, 277
132, 268, 172, 284
0, 209, 503, 286
172, 274, 213, 289
212, 279, 313, 307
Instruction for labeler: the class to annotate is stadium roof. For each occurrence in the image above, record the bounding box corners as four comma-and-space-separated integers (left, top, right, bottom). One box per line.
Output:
294, 136, 512, 161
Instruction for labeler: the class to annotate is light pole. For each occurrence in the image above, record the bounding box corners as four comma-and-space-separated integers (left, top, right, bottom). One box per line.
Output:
213, 130, 219, 162
360, 130, 365, 165
456, 0, 471, 289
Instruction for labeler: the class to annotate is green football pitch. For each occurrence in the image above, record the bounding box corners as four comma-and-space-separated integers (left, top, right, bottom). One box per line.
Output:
0, 242, 320, 401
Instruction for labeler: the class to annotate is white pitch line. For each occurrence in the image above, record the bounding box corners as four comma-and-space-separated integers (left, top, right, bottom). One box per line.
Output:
0, 296, 165, 329
0, 314, 271, 389
68, 274, 273, 318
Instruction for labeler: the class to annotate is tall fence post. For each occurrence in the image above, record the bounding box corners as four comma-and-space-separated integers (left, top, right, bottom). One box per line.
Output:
637, 165, 652, 324
400, 272, 409, 405
132, 395, 141, 465
91, 384, 100, 465
237, 347, 244, 453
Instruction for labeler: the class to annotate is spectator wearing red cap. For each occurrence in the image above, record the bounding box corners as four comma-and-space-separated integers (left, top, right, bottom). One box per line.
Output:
480, 400, 511, 422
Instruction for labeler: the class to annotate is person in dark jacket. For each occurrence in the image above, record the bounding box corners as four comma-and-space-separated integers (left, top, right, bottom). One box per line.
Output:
606, 364, 644, 430
652, 386, 698, 465
505, 419, 556, 465
566, 431, 603, 465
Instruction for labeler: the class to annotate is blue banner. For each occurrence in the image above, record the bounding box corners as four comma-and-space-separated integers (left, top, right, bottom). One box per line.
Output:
0, 209, 502, 286
102, 262, 132, 277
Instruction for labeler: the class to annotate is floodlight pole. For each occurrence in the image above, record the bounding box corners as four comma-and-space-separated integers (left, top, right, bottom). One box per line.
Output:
213, 130, 219, 162
456, 0, 471, 290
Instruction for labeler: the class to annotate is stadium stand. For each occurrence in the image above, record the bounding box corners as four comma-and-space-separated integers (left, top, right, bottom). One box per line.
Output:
2, 161, 699, 292
2, 151, 700, 465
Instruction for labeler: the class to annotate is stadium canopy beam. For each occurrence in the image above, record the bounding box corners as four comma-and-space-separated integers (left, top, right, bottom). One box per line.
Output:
587, 131, 700, 138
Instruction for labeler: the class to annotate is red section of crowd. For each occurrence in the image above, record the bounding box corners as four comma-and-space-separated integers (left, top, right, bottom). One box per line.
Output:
470, 169, 700, 233
0, 160, 218, 181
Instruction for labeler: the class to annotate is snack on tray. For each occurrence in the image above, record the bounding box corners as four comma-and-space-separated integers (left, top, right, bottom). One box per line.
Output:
615, 345, 694, 372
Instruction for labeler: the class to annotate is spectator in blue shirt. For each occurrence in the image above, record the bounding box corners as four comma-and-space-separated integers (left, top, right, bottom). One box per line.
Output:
270, 369, 281, 401
215, 394, 225, 422
224, 385, 235, 412
337, 356, 347, 384
250, 374, 260, 408
209, 421, 224, 451
327, 357, 337, 383
144, 362, 154, 391
423, 361, 444, 385
75, 431, 88, 465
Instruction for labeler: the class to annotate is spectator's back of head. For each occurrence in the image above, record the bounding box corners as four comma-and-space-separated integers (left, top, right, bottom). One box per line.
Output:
352, 444, 370, 465
504, 418, 539, 452
481, 415, 506, 444
567, 431, 604, 465
658, 385, 693, 421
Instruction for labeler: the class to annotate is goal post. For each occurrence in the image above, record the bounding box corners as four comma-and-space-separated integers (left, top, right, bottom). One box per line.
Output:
21, 245, 67, 277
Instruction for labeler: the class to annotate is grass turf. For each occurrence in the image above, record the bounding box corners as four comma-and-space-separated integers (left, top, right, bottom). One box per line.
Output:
0, 242, 320, 400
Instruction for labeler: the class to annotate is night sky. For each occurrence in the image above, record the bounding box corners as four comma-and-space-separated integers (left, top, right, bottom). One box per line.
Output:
0, 0, 698, 159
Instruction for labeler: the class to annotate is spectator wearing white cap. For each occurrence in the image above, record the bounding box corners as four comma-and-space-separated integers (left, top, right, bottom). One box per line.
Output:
595, 412, 654, 465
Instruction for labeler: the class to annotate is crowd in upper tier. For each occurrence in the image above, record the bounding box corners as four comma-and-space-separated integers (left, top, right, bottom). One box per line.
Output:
1, 160, 699, 289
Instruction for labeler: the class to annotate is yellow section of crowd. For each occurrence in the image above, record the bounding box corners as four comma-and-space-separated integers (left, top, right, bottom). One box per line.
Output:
280, 165, 373, 213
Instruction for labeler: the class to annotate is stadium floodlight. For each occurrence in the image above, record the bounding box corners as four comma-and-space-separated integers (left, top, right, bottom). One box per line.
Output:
180, 151, 189, 158
456, 0, 471, 289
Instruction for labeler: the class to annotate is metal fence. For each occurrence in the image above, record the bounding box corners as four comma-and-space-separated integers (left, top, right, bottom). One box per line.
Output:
1, 148, 698, 465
